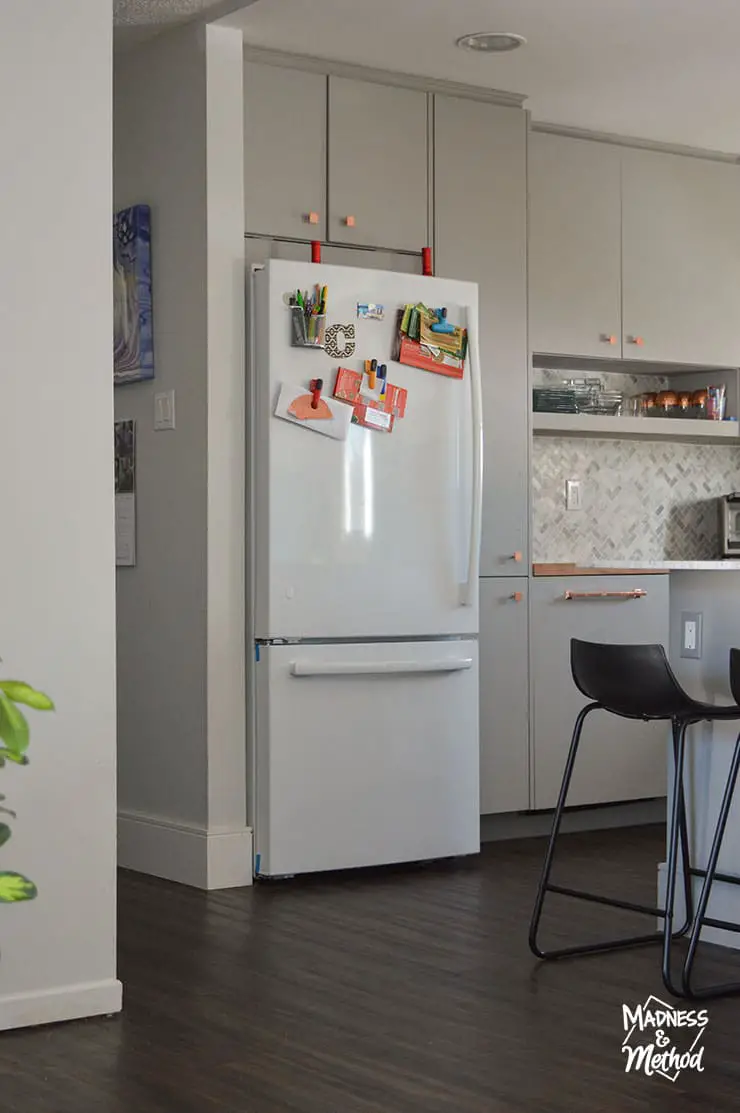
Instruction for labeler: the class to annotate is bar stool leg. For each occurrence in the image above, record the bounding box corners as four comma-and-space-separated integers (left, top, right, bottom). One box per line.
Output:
682, 730, 740, 999
529, 703, 666, 960
662, 719, 691, 997
529, 703, 594, 958
674, 726, 694, 939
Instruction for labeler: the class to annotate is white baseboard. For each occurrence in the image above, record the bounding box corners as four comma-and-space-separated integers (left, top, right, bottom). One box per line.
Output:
0, 978, 122, 1032
657, 861, 740, 950
118, 810, 253, 890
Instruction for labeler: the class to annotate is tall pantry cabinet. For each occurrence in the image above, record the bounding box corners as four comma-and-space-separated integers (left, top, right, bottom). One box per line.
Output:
434, 96, 530, 813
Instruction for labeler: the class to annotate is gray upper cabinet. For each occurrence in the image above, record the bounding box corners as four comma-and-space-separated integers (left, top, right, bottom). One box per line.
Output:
622, 147, 740, 366
328, 77, 428, 251
243, 63, 327, 240
529, 133, 622, 359
435, 96, 528, 576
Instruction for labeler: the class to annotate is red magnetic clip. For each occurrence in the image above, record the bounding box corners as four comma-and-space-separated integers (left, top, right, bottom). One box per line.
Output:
422, 246, 433, 276
311, 240, 322, 264
309, 378, 323, 409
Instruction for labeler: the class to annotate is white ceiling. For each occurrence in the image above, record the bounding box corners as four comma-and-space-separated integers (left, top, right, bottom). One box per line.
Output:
114, 0, 237, 48
220, 0, 740, 154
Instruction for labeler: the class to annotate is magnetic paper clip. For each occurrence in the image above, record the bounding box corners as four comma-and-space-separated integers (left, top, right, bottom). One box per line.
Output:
309, 378, 323, 409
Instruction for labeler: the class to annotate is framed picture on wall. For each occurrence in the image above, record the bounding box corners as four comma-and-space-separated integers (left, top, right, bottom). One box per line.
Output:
113, 204, 154, 385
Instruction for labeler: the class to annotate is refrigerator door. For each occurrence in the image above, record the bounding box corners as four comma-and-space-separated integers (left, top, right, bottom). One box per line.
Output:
254, 640, 480, 877
251, 260, 482, 640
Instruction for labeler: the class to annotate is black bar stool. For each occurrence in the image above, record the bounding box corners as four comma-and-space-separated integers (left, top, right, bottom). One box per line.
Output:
528, 639, 740, 999
680, 647, 740, 998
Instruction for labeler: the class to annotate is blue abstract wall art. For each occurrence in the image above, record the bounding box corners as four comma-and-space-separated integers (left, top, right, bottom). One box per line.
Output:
113, 204, 154, 385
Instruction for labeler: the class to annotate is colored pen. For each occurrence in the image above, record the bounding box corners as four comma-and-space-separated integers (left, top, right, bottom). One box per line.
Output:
369, 359, 377, 391
320, 285, 328, 314
379, 364, 387, 399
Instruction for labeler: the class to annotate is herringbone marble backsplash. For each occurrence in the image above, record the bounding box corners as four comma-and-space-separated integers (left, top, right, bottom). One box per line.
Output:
532, 438, 740, 562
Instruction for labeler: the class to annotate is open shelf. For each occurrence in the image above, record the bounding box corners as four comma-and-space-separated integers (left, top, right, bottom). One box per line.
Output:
532, 412, 740, 444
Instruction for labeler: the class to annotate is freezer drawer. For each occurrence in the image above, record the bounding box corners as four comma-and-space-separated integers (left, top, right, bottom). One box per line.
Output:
254, 641, 480, 876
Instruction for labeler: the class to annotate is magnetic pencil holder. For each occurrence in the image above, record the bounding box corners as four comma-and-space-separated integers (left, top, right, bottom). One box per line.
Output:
290, 306, 326, 349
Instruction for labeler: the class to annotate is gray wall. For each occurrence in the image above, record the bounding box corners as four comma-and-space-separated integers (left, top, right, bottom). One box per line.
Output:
114, 24, 248, 888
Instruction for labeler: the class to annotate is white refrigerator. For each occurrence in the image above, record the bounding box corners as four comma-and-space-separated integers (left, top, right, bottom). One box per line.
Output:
248, 259, 482, 877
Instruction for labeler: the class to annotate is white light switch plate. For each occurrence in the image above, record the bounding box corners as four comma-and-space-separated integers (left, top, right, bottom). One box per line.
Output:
154, 390, 176, 431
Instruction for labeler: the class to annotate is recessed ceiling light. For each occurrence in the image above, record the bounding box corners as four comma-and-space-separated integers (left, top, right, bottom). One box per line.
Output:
455, 32, 526, 53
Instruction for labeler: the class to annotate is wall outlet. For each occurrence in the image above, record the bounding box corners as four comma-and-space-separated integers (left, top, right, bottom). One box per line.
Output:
680, 611, 703, 659
565, 479, 582, 511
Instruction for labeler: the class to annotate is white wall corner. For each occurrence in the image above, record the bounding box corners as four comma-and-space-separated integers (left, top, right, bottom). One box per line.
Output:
119, 811, 253, 889
205, 22, 248, 835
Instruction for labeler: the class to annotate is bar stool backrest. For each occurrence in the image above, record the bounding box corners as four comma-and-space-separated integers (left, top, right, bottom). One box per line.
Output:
570, 639, 693, 719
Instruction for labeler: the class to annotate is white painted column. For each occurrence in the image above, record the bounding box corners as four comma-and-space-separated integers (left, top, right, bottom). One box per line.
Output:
114, 25, 249, 888
0, 0, 120, 1028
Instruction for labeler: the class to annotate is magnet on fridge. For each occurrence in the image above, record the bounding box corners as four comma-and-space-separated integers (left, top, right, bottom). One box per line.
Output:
324, 323, 356, 359
273, 381, 352, 440
357, 303, 385, 321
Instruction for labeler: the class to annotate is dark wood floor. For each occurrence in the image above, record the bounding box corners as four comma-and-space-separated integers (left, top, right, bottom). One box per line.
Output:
2, 825, 739, 1111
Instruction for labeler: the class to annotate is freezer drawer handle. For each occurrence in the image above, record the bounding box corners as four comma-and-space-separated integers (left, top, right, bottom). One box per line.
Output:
290, 658, 474, 677
563, 589, 647, 601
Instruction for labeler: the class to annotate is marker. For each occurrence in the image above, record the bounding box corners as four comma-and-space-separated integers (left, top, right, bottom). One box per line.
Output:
320, 285, 328, 314
379, 364, 387, 399
369, 359, 377, 391
310, 378, 323, 410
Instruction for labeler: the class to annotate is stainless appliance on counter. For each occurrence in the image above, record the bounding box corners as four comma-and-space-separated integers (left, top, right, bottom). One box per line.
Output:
719, 494, 740, 556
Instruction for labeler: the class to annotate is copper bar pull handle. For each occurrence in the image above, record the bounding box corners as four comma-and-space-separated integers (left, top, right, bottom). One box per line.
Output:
563, 589, 647, 601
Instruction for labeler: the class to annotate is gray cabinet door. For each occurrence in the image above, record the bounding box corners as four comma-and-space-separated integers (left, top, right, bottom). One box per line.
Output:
531, 575, 669, 809
529, 133, 622, 358
435, 96, 528, 576
328, 77, 428, 251
244, 63, 326, 239
622, 148, 740, 366
479, 578, 530, 814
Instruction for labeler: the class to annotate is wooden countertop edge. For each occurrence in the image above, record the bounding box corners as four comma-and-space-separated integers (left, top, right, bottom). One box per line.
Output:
532, 564, 669, 577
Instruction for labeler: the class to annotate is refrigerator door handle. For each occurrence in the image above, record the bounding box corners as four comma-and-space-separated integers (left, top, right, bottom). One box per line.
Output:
290, 658, 474, 677
459, 319, 484, 607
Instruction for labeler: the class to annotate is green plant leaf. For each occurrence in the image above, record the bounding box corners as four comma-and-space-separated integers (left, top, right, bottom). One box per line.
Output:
0, 683, 54, 712
0, 750, 28, 765
0, 824, 10, 848
0, 694, 29, 755
0, 872, 36, 902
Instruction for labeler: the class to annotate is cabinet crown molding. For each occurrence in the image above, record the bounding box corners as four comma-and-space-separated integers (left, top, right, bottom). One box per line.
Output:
243, 45, 527, 108
532, 120, 740, 165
